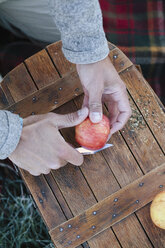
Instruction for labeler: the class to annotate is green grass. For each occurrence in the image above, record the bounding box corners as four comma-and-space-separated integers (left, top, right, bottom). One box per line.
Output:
0, 163, 54, 248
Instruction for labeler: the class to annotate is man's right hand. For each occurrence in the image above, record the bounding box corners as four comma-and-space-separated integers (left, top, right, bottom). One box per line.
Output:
9, 108, 88, 176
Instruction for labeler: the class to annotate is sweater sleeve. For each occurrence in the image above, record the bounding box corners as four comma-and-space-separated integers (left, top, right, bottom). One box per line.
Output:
49, 0, 109, 64
0, 110, 23, 159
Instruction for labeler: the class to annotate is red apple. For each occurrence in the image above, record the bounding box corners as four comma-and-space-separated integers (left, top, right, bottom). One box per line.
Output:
75, 115, 110, 150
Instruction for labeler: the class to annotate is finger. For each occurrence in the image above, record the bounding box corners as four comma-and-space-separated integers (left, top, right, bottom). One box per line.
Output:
61, 141, 84, 166
107, 101, 119, 125
88, 87, 103, 123
82, 94, 89, 108
23, 114, 46, 126
110, 97, 131, 134
54, 107, 89, 129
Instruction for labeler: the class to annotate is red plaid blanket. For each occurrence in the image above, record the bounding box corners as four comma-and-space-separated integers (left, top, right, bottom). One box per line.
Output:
100, 0, 165, 104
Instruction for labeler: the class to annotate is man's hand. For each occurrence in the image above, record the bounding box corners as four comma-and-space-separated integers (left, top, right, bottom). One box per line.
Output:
76, 56, 132, 135
9, 108, 88, 176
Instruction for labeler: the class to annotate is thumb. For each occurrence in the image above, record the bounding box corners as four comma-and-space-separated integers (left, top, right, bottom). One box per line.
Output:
88, 89, 103, 123
56, 107, 89, 129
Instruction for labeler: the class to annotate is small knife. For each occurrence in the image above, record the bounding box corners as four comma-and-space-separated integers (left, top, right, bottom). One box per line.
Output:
76, 143, 113, 155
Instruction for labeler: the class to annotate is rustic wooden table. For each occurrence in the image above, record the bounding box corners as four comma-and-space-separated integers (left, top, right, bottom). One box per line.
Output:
0, 41, 165, 248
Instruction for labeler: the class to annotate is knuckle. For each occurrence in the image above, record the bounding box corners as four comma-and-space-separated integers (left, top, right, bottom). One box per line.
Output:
89, 102, 102, 110
66, 113, 76, 124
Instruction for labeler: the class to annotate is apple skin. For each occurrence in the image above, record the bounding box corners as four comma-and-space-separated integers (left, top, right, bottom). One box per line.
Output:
75, 115, 110, 150
150, 191, 165, 229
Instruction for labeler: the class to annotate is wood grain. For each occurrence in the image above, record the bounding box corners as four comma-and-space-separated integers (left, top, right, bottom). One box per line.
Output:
25, 49, 60, 89
20, 170, 66, 230
6, 71, 83, 117
75, 96, 153, 248
50, 163, 165, 248
47, 42, 152, 247
53, 97, 152, 248
111, 95, 165, 174
53, 103, 121, 248
108, 48, 133, 74
48, 48, 122, 248
47, 41, 76, 76
120, 65, 165, 153
117, 66, 165, 246
0, 63, 37, 102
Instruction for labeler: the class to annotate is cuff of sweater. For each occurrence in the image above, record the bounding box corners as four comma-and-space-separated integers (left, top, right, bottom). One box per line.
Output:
62, 39, 109, 64
0, 111, 23, 159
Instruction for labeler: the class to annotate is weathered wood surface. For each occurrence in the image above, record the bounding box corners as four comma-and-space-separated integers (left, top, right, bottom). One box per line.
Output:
0, 41, 165, 248
49, 53, 122, 248
62, 97, 152, 248
6, 71, 83, 117
120, 66, 165, 153
1, 63, 37, 102
25, 49, 60, 89
50, 163, 165, 248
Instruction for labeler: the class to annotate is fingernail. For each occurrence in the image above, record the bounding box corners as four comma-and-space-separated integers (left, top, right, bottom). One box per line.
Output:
78, 107, 88, 117
90, 112, 102, 123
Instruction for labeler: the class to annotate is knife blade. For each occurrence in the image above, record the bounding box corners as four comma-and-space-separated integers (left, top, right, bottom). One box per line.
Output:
76, 143, 113, 155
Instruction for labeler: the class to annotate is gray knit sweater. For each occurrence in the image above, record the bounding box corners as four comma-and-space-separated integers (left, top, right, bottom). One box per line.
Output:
0, 0, 109, 159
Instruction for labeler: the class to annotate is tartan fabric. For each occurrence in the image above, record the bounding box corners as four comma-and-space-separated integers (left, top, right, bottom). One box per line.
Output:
100, 0, 165, 104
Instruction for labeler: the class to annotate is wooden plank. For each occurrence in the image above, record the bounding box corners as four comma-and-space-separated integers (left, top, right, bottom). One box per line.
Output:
50, 163, 165, 248
48, 48, 122, 248
120, 65, 165, 153
50, 158, 121, 248
136, 204, 165, 248
53, 101, 122, 248
53, 98, 152, 248
86, 231, 121, 248
114, 72, 165, 247
108, 48, 133, 74
0, 86, 9, 109
75, 96, 153, 248
6, 71, 83, 117
25, 49, 60, 89
117, 66, 165, 246
20, 170, 84, 248
44, 174, 93, 248
114, 95, 165, 174
47, 41, 76, 76
20, 169, 66, 230
45, 173, 73, 220
112, 214, 152, 248
0, 63, 37, 102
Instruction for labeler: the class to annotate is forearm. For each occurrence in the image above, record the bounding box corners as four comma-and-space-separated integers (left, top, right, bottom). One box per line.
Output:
0, 110, 23, 159
49, 0, 109, 64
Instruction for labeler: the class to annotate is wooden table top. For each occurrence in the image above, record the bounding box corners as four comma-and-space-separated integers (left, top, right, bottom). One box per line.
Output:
0, 41, 165, 248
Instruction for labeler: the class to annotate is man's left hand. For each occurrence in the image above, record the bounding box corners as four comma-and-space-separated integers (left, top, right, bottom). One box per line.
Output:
76, 56, 132, 135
